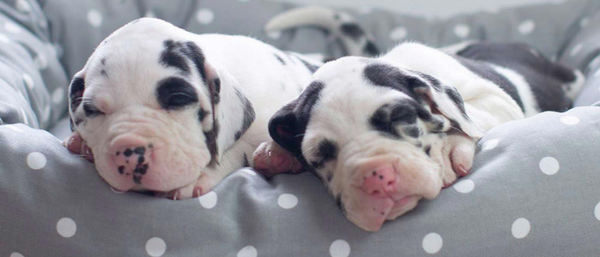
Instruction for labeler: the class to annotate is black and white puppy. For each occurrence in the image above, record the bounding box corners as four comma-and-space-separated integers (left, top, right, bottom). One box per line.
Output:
253, 41, 583, 231
64, 18, 323, 199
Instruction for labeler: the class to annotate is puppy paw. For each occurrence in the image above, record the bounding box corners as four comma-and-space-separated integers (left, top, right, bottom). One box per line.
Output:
440, 134, 476, 187
62, 131, 94, 163
252, 141, 304, 177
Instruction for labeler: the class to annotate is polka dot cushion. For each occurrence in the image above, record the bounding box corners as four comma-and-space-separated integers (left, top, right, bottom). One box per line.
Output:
2, 0, 600, 256
2, 106, 600, 256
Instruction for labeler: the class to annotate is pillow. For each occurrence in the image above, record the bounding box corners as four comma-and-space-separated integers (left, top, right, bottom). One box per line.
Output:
2, 105, 600, 256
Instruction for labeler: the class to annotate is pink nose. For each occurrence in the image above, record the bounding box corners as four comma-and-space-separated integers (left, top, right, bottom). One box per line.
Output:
360, 165, 397, 198
112, 145, 152, 184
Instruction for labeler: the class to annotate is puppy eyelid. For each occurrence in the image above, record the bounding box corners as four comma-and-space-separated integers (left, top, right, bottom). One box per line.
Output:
82, 102, 105, 118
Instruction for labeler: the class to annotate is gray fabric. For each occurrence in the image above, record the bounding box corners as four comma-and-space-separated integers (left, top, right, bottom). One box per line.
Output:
2, 106, 600, 256
0, 0, 68, 129
2, 0, 600, 256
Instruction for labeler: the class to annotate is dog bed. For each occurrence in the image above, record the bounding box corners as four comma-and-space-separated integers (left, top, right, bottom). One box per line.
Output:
2, 0, 600, 256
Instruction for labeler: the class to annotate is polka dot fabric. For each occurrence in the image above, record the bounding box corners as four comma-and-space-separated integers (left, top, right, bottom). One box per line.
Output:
2, 0, 600, 256
4, 104, 600, 256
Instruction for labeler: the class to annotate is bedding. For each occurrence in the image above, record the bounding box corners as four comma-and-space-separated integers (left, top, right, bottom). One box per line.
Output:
2, 0, 600, 256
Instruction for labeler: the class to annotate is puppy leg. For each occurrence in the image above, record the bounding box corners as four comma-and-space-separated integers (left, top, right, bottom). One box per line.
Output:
252, 141, 304, 177
440, 134, 476, 187
62, 131, 95, 163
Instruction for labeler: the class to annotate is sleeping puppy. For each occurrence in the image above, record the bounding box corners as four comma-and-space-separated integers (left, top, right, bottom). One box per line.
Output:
253, 42, 583, 231
62, 17, 322, 199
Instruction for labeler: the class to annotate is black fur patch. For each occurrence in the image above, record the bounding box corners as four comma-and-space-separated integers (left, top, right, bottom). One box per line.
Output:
363, 41, 380, 56
156, 77, 199, 110
160, 40, 191, 75
100, 69, 108, 77
310, 139, 338, 168
212, 78, 221, 104
370, 101, 419, 138
424, 145, 432, 156
444, 87, 468, 118
234, 88, 256, 141
363, 63, 427, 101
204, 121, 220, 168
274, 53, 286, 65
340, 23, 365, 41
268, 81, 324, 166
295, 56, 320, 73
457, 42, 575, 111
198, 108, 210, 122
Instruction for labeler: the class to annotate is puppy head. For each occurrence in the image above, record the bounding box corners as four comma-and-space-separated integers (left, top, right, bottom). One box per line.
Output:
269, 57, 483, 231
68, 18, 252, 194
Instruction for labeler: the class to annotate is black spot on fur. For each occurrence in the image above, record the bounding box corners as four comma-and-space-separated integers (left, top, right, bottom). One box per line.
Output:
134, 147, 145, 155
340, 23, 365, 41
268, 81, 324, 166
403, 126, 420, 138
101, 58, 106, 65
363, 41, 380, 56
242, 153, 250, 167
212, 78, 221, 104
444, 87, 468, 118
274, 53, 286, 65
234, 88, 255, 141
204, 121, 220, 168
198, 108, 210, 122
363, 63, 427, 101
294, 56, 320, 73
370, 101, 418, 138
118, 166, 125, 174
424, 145, 431, 156
124, 149, 133, 157
160, 40, 191, 75
310, 139, 338, 168
156, 77, 199, 110
133, 175, 142, 184
335, 196, 346, 214
100, 69, 108, 77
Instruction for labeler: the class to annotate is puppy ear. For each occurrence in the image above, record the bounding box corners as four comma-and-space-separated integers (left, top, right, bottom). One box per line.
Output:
268, 81, 325, 163
410, 74, 484, 138
68, 73, 86, 132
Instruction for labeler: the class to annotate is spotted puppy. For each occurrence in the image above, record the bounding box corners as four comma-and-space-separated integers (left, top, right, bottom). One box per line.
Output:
253, 41, 584, 231
63, 18, 323, 199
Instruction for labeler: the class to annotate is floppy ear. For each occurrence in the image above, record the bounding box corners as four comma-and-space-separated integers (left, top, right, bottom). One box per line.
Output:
268, 81, 325, 164
410, 74, 484, 138
67, 72, 86, 132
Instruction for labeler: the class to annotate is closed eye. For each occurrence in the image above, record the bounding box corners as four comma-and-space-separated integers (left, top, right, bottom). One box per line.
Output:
82, 102, 105, 118
156, 77, 199, 110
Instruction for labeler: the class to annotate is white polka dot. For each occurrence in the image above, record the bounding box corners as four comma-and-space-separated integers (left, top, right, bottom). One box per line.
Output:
243, 169, 257, 176
0, 33, 9, 43
56, 217, 77, 238
389, 27, 408, 41
539, 157, 559, 175
15, 0, 31, 13
10, 253, 24, 257
196, 9, 214, 24
518, 20, 535, 35
453, 24, 470, 38
481, 139, 499, 151
267, 30, 281, 40
145, 237, 167, 257
594, 202, 600, 221
560, 116, 579, 125
329, 239, 350, 257
580, 17, 590, 27
198, 191, 218, 209
22, 73, 34, 90
5, 124, 23, 132
277, 193, 298, 209
34, 54, 48, 70
87, 10, 103, 28
4, 22, 21, 33
52, 87, 65, 104
145, 10, 156, 18
570, 44, 583, 57
237, 246, 257, 257
27, 152, 46, 170
453, 179, 474, 193
422, 233, 443, 254
511, 218, 530, 239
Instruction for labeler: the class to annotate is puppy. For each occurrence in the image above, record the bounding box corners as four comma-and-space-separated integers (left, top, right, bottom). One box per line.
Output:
63, 18, 323, 199
253, 41, 583, 231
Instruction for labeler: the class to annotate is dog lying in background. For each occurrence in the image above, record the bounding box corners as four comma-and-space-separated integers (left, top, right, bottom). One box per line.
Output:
253, 7, 584, 231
